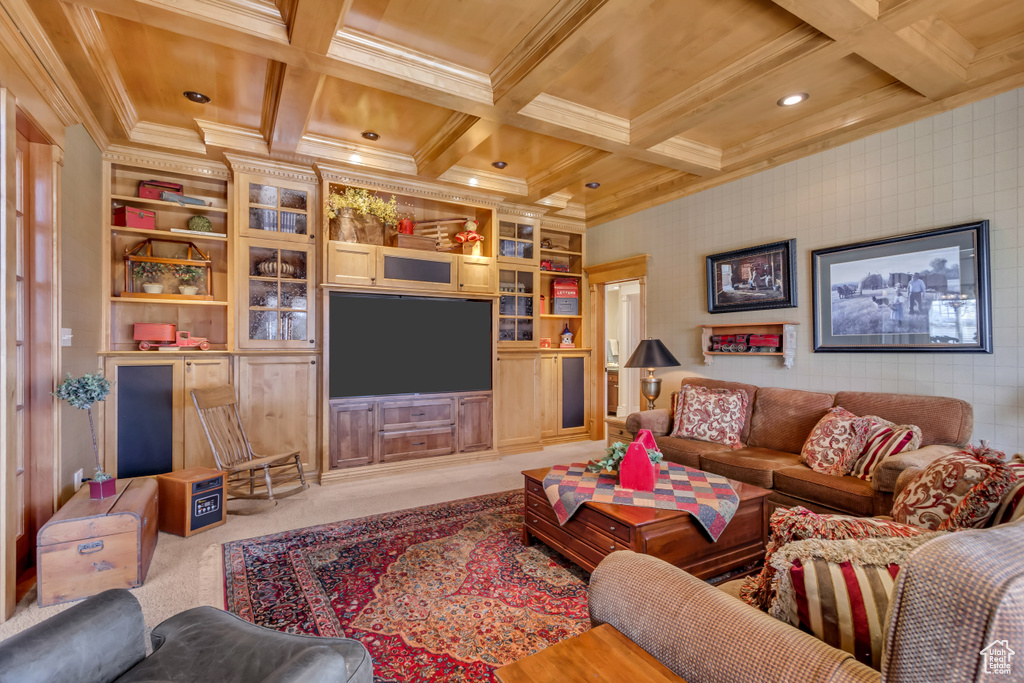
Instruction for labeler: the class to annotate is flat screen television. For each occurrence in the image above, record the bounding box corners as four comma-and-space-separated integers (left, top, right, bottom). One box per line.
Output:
329, 292, 492, 398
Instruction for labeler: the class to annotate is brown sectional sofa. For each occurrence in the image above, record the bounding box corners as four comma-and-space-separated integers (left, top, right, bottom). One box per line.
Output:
625, 377, 974, 517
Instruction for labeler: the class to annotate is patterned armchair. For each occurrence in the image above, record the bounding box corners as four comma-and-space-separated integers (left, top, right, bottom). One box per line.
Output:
588, 516, 1024, 683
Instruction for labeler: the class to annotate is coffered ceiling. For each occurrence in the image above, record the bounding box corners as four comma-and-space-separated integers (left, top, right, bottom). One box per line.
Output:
9, 0, 1024, 226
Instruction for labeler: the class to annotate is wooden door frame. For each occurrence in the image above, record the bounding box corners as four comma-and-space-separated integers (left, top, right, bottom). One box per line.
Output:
1, 95, 61, 621
584, 256, 649, 440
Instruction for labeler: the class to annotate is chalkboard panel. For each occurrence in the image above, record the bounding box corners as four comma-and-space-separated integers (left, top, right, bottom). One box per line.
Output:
383, 255, 452, 284
561, 356, 585, 429
116, 364, 174, 478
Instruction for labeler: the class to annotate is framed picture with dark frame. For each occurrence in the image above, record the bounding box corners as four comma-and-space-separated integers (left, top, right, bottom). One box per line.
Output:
812, 221, 992, 353
706, 239, 797, 314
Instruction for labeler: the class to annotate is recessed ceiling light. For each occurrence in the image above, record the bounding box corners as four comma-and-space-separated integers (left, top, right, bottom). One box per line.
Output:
183, 91, 211, 104
585, 182, 601, 189
491, 161, 508, 169
361, 131, 380, 141
777, 92, 809, 107
349, 153, 361, 164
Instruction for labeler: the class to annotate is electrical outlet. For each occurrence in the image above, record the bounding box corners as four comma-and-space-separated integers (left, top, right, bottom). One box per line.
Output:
74, 469, 83, 491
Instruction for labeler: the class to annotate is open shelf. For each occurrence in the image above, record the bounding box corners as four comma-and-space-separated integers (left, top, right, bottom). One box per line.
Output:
540, 247, 582, 257
110, 297, 228, 307
700, 321, 799, 369
111, 194, 228, 214
540, 314, 583, 319
111, 226, 228, 242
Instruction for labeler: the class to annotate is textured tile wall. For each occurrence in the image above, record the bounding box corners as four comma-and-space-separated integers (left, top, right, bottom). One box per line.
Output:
587, 88, 1024, 453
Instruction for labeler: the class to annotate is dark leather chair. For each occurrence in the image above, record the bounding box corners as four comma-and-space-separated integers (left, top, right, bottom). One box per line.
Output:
0, 589, 373, 683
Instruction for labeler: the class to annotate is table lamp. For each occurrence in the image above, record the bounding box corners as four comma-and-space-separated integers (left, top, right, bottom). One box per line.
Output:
623, 338, 680, 410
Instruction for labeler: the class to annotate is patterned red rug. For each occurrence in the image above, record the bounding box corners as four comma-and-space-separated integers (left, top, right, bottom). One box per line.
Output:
220, 490, 590, 682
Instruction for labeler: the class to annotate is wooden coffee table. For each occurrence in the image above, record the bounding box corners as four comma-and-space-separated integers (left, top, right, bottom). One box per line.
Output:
495, 624, 686, 682
522, 467, 769, 578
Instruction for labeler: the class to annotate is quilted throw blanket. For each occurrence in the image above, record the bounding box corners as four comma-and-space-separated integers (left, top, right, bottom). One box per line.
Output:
542, 462, 740, 541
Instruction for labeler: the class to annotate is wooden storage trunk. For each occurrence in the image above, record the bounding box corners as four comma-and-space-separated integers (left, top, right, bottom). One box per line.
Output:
36, 478, 158, 607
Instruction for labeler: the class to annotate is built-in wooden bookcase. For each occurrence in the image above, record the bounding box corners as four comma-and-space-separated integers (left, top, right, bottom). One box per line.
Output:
103, 152, 232, 353
538, 222, 586, 349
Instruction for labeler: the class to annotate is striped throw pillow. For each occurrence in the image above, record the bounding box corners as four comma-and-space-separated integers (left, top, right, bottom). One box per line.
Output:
848, 416, 922, 480
769, 534, 945, 669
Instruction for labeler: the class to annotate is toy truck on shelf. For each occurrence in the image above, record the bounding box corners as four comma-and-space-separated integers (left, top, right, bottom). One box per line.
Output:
134, 323, 210, 351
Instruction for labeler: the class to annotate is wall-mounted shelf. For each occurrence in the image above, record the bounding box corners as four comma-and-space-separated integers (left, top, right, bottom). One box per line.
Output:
700, 321, 799, 369
111, 194, 228, 214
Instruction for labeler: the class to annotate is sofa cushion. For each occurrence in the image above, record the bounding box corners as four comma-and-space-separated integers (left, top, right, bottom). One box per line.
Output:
833, 391, 972, 447
848, 416, 922, 480
748, 387, 835, 454
672, 377, 758, 442
654, 435, 732, 469
892, 445, 1018, 530
799, 407, 869, 476
700, 447, 800, 489
670, 384, 747, 448
773, 465, 876, 517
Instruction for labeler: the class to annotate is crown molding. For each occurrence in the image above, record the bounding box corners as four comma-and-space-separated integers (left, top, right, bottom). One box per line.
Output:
296, 133, 417, 175
439, 165, 528, 196
63, 4, 138, 137
519, 93, 629, 144
648, 136, 722, 172
539, 216, 586, 233
329, 28, 493, 105
536, 191, 573, 209
316, 163, 505, 208
152, 0, 288, 41
223, 153, 318, 184
555, 202, 586, 219
127, 121, 206, 154
196, 120, 269, 156
496, 203, 548, 220
103, 144, 230, 179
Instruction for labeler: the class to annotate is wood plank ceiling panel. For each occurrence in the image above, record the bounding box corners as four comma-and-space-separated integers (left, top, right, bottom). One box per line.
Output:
95, 12, 267, 131
543, 0, 803, 119
455, 125, 584, 179
344, 0, 561, 72
306, 76, 455, 155
559, 156, 674, 204
937, 0, 1024, 48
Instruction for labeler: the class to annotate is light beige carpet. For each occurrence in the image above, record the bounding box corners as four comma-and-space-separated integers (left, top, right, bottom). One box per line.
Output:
0, 440, 605, 641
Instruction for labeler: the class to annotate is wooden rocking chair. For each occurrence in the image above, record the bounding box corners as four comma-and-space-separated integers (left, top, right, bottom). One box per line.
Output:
190, 386, 308, 509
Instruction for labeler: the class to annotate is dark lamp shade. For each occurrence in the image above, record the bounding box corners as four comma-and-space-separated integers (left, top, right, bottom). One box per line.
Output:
623, 339, 680, 369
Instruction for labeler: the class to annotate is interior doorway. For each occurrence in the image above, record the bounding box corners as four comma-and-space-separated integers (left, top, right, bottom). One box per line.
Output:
605, 280, 642, 417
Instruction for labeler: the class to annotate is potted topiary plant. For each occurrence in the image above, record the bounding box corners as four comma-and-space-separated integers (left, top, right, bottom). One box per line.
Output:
53, 371, 114, 499
172, 264, 204, 295
325, 187, 398, 245
132, 261, 167, 294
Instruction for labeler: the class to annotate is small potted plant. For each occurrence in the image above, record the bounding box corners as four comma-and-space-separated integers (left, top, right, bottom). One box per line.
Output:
53, 371, 114, 499
587, 441, 663, 480
132, 261, 167, 294
172, 264, 204, 295
325, 187, 398, 244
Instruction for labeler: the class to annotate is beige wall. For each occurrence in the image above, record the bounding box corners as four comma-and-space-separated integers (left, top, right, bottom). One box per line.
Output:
58, 124, 102, 501
588, 87, 1024, 454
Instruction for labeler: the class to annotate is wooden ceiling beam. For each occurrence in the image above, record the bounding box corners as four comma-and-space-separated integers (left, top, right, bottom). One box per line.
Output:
629, 26, 835, 149
770, 0, 968, 99
263, 62, 325, 155
413, 113, 503, 179
523, 147, 611, 203
490, 0, 615, 109
288, 0, 353, 54
584, 170, 694, 224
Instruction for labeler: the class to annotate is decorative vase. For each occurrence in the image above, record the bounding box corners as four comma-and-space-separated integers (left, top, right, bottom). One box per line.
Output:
329, 208, 385, 245
89, 478, 117, 500
179, 285, 199, 295
142, 283, 164, 294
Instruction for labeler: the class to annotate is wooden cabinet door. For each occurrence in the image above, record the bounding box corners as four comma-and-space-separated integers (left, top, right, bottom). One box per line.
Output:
328, 400, 377, 469
457, 256, 495, 294
183, 357, 231, 470
558, 353, 590, 436
326, 241, 377, 287
238, 237, 317, 350
376, 247, 457, 292
458, 394, 493, 452
539, 353, 558, 439
496, 353, 542, 451
237, 355, 319, 471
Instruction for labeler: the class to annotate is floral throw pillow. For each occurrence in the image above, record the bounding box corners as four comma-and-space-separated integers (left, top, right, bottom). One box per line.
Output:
740, 506, 923, 611
669, 384, 747, 449
891, 444, 1018, 531
848, 415, 923, 481
800, 407, 870, 476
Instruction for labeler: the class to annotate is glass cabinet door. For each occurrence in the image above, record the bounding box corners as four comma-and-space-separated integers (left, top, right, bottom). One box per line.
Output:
244, 181, 310, 242
497, 219, 536, 263
498, 268, 536, 344
241, 241, 315, 348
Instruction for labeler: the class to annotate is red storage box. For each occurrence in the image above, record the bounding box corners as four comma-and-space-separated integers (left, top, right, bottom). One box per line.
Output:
113, 206, 155, 230
139, 180, 183, 200
749, 334, 780, 347
552, 278, 579, 298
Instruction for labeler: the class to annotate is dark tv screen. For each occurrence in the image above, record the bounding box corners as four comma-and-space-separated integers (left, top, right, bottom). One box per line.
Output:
329, 293, 492, 398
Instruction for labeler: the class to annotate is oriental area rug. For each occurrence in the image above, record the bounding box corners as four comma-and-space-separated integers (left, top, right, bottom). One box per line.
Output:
218, 490, 590, 682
